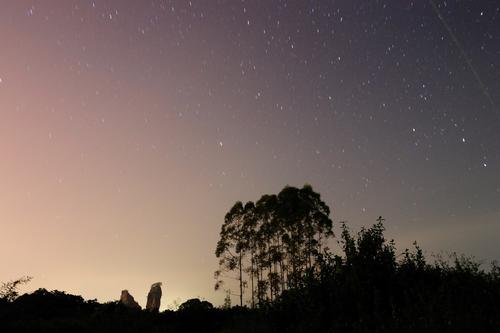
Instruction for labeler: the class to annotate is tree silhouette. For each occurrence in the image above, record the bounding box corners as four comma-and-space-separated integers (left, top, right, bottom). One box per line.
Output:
0, 276, 32, 302
215, 185, 334, 306
0, 209, 499, 332
215, 201, 253, 306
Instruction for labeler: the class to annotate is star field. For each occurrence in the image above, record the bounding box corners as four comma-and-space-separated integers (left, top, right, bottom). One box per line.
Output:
0, 0, 499, 307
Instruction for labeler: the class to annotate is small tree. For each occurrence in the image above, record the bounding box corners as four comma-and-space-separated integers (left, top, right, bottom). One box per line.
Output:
0, 276, 32, 302
223, 290, 232, 309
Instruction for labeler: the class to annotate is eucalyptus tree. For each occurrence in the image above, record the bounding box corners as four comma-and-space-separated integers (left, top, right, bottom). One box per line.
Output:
299, 185, 334, 273
215, 184, 335, 305
276, 185, 334, 287
255, 194, 279, 301
215, 201, 251, 306
241, 201, 258, 308
276, 186, 308, 287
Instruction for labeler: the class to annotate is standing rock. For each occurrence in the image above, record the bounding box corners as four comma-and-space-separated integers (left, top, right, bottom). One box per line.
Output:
146, 282, 162, 311
120, 290, 141, 310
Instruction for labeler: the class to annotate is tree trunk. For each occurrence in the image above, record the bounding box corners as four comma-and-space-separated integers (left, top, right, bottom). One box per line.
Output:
307, 236, 312, 270
278, 238, 285, 292
268, 241, 273, 301
239, 253, 243, 307
251, 250, 255, 308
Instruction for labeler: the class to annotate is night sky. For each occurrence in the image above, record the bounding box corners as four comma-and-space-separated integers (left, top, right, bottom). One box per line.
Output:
1, 0, 499, 308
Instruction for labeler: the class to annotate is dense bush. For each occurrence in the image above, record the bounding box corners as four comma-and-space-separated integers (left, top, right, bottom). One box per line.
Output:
267, 221, 500, 332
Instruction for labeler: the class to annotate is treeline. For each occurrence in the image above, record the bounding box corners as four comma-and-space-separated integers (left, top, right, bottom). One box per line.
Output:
0, 289, 238, 333
215, 185, 334, 307
3, 216, 499, 333
214, 185, 500, 332
1, 184, 500, 332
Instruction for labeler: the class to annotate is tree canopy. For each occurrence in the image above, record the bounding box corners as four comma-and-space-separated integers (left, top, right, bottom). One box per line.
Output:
215, 184, 334, 307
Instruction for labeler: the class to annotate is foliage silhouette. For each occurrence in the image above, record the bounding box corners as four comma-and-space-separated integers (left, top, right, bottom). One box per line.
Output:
0, 276, 32, 302
2, 186, 500, 332
215, 185, 334, 307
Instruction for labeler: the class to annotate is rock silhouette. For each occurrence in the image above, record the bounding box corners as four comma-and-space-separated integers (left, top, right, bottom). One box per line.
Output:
146, 282, 162, 311
119, 290, 141, 310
